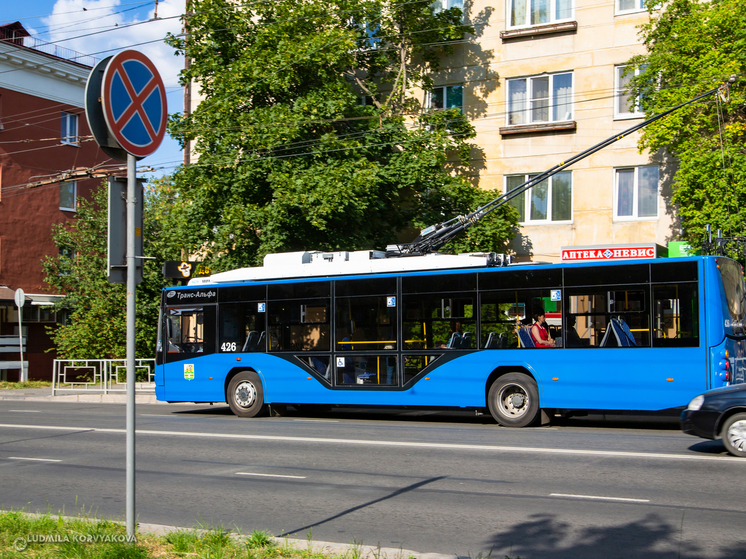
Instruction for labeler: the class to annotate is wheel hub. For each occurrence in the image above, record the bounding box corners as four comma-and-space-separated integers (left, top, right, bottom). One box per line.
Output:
498, 383, 529, 418
511, 394, 525, 408
235, 381, 256, 408
727, 419, 746, 452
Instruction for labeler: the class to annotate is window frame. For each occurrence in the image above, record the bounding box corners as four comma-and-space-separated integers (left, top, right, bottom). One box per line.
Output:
613, 166, 659, 221
615, 64, 646, 119
504, 171, 573, 224
432, 0, 464, 15
59, 180, 77, 212
615, 0, 646, 16
61, 112, 78, 146
507, 0, 574, 29
506, 72, 573, 126
427, 84, 464, 113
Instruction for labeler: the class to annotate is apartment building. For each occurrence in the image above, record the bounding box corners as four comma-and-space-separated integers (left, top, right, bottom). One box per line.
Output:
428, 0, 669, 262
0, 22, 109, 380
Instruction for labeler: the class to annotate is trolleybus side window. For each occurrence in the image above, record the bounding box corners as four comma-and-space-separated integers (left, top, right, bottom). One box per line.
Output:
479, 268, 561, 290
268, 299, 330, 351
219, 302, 265, 352
716, 258, 746, 334
333, 276, 399, 387
336, 295, 396, 351
563, 263, 649, 287
652, 283, 699, 347
479, 289, 560, 348
267, 281, 331, 352
564, 287, 648, 347
335, 354, 399, 386
166, 306, 216, 359
402, 293, 476, 349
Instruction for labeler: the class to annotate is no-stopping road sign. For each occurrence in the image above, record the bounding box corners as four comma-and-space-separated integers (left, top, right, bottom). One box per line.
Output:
100, 50, 167, 158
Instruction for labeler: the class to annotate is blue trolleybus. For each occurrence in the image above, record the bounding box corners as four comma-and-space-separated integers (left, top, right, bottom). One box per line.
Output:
155, 250, 746, 426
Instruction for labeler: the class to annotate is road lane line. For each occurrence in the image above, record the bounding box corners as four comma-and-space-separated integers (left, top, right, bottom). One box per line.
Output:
550, 493, 649, 503
8, 410, 40, 413
235, 472, 306, 479
8, 457, 62, 462
0, 423, 743, 463
291, 419, 339, 423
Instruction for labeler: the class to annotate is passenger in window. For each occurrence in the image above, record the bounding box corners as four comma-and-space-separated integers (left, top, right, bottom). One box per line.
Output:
565, 315, 582, 347
531, 309, 556, 348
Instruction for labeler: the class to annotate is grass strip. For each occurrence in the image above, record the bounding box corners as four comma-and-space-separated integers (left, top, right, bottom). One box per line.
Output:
0, 381, 52, 391
0, 510, 440, 559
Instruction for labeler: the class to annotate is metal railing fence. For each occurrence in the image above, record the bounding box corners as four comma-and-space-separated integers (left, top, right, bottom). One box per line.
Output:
52, 359, 155, 395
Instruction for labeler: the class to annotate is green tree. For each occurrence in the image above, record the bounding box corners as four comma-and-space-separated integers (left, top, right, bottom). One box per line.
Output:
629, 0, 746, 250
43, 180, 179, 360
165, 0, 517, 271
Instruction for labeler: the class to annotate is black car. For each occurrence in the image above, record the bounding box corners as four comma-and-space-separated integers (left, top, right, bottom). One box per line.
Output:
681, 383, 746, 457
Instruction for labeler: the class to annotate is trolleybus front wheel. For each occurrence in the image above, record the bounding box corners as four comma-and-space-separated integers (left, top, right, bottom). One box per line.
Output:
227, 371, 265, 418
488, 373, 539, 427
722, 413, 746, 457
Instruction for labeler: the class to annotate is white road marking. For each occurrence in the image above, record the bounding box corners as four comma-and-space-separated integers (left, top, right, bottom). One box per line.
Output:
0, 423, 743, 463
8, 410, 40, 413
8, 457, 61, 462
291, 419, 339, 423
550, 493, 650, 503
235, 472, 306, 479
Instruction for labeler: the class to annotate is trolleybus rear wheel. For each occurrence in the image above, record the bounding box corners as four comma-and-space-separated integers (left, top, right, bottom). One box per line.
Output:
488, 373, 539, 427
722, 413, 746, 457
227, 371, 265, 418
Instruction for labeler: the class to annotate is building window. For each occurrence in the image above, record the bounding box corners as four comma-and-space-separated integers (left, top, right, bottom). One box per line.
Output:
433, 0, 464, 14
507, 72, 572, 126
60, 181, 77, 211
428, 85, 463, 112
615, 166, 659, 219
615, 65, 646, 118
616, 0, 645, 15
61, 112, 78, 145
506, 171, 572, 223
509, 0, 573, 28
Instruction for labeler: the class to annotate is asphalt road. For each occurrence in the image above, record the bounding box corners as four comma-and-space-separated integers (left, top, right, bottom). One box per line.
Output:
0, 401, 744, 559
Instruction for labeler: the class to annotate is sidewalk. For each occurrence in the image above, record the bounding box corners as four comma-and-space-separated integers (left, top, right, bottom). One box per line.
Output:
0, 387, 158, 404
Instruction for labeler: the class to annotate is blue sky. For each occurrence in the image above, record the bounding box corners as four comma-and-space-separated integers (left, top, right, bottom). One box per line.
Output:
2, 0, 186, 179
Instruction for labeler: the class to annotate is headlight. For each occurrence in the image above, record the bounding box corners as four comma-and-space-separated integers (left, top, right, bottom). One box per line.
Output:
687, 395, 705, 411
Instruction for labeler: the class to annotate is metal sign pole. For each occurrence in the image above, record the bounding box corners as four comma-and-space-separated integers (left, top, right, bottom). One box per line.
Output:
15, 289, 25, 382
126, 153, 136, 538
85, 49, 165, 544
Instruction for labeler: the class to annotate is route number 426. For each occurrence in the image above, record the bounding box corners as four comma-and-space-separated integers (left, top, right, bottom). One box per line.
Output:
221, 342, 237, 352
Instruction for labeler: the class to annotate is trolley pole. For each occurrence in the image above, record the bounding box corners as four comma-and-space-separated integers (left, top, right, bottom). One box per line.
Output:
126, 153, 136, 538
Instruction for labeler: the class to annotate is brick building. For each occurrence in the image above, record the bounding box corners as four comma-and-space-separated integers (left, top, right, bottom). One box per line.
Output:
0, 22, 110, 380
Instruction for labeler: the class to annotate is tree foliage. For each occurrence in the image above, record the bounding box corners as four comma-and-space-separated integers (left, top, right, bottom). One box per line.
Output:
43, 181, 179, 360
165, 0, 517, 271
629, 0, 746, 249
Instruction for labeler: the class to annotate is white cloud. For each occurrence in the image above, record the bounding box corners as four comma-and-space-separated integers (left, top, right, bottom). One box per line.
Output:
42, 0, 187, 171
43, 0, 185, 90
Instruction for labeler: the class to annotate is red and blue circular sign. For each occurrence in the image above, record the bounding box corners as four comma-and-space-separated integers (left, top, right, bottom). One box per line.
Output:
101, 50, 167, 158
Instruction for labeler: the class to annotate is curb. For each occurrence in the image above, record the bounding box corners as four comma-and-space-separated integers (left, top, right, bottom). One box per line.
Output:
0, 393, 159, 404
139, 522, 460, 559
